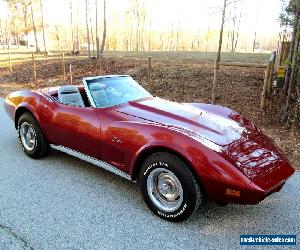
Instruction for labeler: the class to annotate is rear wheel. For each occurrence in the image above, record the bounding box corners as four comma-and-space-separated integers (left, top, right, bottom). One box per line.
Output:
139, 152, 202, 222
18, 112, 49, 159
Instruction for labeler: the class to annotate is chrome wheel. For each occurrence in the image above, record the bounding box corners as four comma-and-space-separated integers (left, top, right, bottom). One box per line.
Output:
19, 122, 36, 151
147, 168, 183, 212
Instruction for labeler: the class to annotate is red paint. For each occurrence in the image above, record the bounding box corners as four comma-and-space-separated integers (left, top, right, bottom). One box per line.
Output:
4, 85, 295, 205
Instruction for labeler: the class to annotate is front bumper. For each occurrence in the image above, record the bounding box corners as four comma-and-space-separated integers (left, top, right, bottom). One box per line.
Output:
212, 162, 295, 205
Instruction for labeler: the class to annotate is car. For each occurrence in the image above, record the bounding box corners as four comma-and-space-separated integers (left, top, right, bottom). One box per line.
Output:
4, 75, 295, 222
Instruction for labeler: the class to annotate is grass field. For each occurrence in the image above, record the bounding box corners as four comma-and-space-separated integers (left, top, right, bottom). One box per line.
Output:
0, 50, 271, 68
104, 51, 271, 63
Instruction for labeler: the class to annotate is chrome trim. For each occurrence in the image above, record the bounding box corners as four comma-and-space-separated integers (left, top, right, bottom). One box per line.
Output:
82, 75, 130, 81
147, 168, 183, 212
50, 144, 131, 181
41, 93, 55, 103
82, 79, 97, 108
19, 122, 36, 151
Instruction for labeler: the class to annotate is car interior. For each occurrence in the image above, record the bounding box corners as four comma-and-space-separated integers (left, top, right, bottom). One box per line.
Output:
89, 83, 109, 107
49, 77, 145, 109
50, 85, 91, 107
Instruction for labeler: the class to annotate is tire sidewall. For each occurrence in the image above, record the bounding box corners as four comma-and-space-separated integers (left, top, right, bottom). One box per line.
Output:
139, 154, 201, 222
17, 113, 43, 158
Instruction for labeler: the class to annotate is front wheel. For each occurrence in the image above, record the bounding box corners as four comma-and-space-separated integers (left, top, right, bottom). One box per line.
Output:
18, 112, 49, 159
139, 152, 202, 222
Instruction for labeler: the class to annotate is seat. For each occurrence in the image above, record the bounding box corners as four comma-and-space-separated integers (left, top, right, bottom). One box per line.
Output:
58, 85, 85, 107
89, 83, 109, 107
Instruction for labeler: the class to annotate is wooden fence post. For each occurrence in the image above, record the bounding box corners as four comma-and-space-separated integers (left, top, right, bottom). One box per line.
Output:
261, 61, 272, 109
279, 41, 290, 66
267, 52, 276, 94
32, 52, 37, 81
148, 56, 152, 92
99, 54, 103, 75
8, 48, 12, 72
69, 64, 73, 84
62, 53, 66, 81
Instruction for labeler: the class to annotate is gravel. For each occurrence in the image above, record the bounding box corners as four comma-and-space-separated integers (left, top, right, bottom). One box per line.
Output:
0, 98, 299, 249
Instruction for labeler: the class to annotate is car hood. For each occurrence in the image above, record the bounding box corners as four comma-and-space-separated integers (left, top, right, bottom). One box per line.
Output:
115, 97, 294, 181
116, 97, 245, 146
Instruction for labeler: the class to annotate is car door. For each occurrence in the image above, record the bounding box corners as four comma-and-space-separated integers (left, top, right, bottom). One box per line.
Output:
38, 97, 102, 160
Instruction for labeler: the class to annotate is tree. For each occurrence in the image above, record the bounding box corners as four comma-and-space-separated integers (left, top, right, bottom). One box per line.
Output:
279, 0, 300, 123
30, 0, 40, 52
70, 0, 74, 53
252, 0, 260, 52
100, 0, 107, 55
85, 0, 91, 58
211, 0, 227, 104
95, 0, 100, 58
130, 0, 147, 51
89, 0, 95, 57
39, 0, 47, 53
228, 1, 242, 52
5, 0, 31, 48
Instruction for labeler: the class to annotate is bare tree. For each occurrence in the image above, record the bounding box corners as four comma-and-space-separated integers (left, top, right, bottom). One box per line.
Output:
205, 25, 210, 53
70, 0, 74, 53
130, 0, 147, 51
228, 0, 242, 52
5, 0, 31, 48
148, 18, 151, 51
30, 0, 40, 52
211, 0, 227, 104
283, 8, 300, 121
85, 0, 91, 58
23, 0, 30, 48
96, 0, 100, 58
76, 0, 80, 51
55, 25, 60, 50
132, 0, 140, 51
252, 0, 260, 52
100, 0, 107, 55
89, 0, 95, 57
40, 0, 47, 53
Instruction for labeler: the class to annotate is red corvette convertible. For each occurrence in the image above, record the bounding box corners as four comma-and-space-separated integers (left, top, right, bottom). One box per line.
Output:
4, 75, 295, 221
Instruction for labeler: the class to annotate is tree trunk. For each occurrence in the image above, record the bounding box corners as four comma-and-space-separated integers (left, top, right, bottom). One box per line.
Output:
85, 0, 91, 58
40, 0, 47, 53
252, 31, 257, 52
282, 14, 300, 122
70, 0, 74, 53
148, 19, 151, 51
76, 0, 80, 51
30, 0, 40, 52
283, 13, 298, 93
233, 14, 241, 51
211, 0, 227, 104
23, 4, 29, 49
89, 3, 95, 57
96, 0, 100, 58
100, 0, 107, 55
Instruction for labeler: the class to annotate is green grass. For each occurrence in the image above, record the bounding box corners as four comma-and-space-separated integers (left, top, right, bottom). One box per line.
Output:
0, 50, 271, 68
103, 51, 271, 64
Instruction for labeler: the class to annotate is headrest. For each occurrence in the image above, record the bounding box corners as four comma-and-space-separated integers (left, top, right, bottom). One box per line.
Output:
58, 85, 79, 94
89, 83, 106, 91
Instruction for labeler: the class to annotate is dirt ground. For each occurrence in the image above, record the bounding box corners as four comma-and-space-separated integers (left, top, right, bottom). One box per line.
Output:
0, 57, 299, 170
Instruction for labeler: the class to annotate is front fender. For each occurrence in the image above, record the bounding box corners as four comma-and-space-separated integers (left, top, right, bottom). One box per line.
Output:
4, 90, 42, 128
127, 123, 252, 193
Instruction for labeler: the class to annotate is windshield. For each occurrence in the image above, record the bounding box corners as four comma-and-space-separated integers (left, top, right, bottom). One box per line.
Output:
85, 76, 152, 108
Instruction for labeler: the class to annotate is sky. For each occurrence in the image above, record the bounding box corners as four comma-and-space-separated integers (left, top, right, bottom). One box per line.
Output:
0, 0, 286, 36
